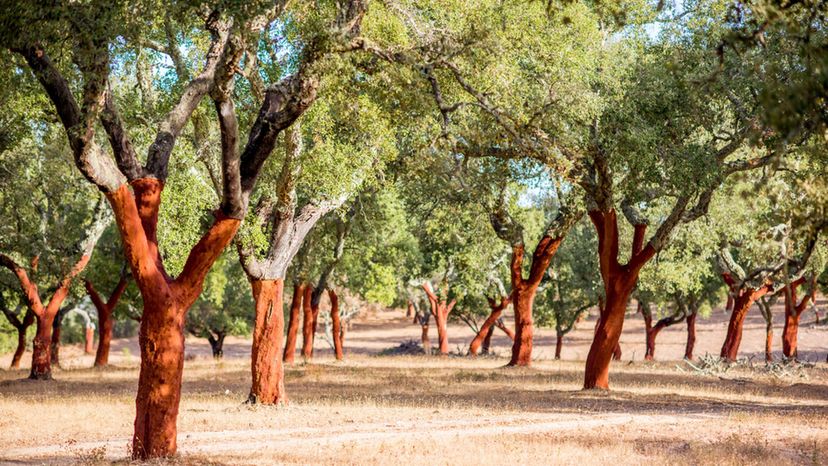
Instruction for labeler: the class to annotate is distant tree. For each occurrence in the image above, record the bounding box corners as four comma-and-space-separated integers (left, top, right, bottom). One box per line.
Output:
535, 221, 602, 360
637, 209, 726, 361
3, 0, 371, 457
715, 175, 827, 361
0, 290, 32, 368
186, 253, 252, 359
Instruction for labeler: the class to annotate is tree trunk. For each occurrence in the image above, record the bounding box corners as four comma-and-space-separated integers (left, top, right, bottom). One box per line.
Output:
107, 179, 240, 460
554, 329, 563, 360
646, 323, 670, 361
509, 285, 539, 365
301, 284, 314, 360
84, 326, 95, 354
434, 305, 449, 355
644, 312, 684, 362
494, 319, 515, 340
247, 279, 286, 404
782, 278, 810, 360
584, 210, 651, 389
612, 341, 622, 361
208, 332, 226, 359
720, 289, 766, 361
11, 325, 28, 369
481, 325, 495, 355
283, 282, 305, 364
31, 314, 56, 378
2, 222, 99, 380
418, 313, 431, 355
684, 310, 697, 360
641, 304, 653, 361
782, 312, 800, 359
421, 283, 456, 356
86, 276, 128, 367
469, 296, 510, 356
504, 237, 563, 367
132, 300, 186, 459
764, 322, 773, 362
95, 315, 114, 367
585, 288, 635, 388
329, 289, 343, 360
49, 314, 62, 368
10, 310, 34, 369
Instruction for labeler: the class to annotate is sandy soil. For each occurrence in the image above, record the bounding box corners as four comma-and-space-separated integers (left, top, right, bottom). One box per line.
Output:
0, 300, 827, 464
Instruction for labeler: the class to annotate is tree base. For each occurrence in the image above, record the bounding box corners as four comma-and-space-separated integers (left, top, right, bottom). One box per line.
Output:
28, 371, 52, 381
245, 394, 288, 406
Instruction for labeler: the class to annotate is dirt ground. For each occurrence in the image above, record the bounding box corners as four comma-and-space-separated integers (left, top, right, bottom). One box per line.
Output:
1, 302, 827, 465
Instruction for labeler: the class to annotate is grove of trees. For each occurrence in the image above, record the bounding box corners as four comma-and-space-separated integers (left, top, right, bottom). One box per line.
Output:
1, 0, 826, 460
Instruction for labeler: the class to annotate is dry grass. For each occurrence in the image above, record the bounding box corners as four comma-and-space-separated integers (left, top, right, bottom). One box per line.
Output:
1, 353, 827, 465
2, 305, 827, 464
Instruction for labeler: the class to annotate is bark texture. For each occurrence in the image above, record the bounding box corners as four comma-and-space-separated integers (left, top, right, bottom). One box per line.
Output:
506, 238, 563, 366
1, 302, 34, 369
684, 310, 697, 360
468, 295, 510, 356
248, 278, 287, 405
584, 212, 654, 389
489, 201, 578, 367
49, 313, 63, 367
481, 326, 496, 355
422, 283, 456, 355
329, 289, 344, 360
86, 274, 129, 367
782, 278, 812, 359
719, 276, 771, 361
283, 283, 305, 363
641, 302, 686, 361
107, 180, 241, 458
301, 285, 315, 360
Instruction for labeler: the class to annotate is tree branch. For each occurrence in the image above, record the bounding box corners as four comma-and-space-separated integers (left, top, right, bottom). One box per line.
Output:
144, 12, 231, 180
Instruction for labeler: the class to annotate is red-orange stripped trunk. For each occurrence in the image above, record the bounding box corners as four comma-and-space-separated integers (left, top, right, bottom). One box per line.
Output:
84, 326, 94, 354
1, 252, 93, 379
329, 289, 343, 360
720, 276, 771, 361
108, 180, 240, 458
469, 295, 511, 356
495, 319, 515, 340
283, 283, 305, 363
584, 211, 653, 389
86, 275, 129, 367
10, 310, 33, 368
641, 305, 684, 362
782, 278, 811, 359
301, 285, 314, 360
508, 238, 563, 366
422, 283, 456, 356
248, 279, 287, 404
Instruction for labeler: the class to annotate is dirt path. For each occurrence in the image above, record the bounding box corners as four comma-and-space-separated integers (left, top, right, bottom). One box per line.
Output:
1, 412, 715, 461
